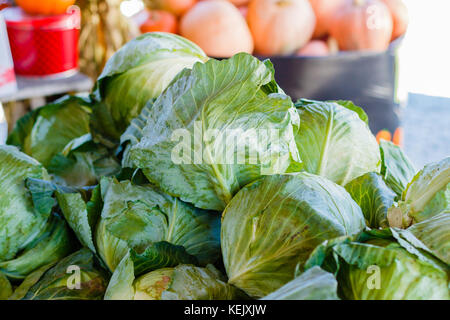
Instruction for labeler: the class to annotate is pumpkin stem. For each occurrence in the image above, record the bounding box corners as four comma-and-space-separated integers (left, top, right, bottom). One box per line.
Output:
353, 0, 365, 6
276, 0, 292, 7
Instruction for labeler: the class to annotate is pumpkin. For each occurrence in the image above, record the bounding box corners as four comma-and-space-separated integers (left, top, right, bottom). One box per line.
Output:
16, 0, 75, 15
146, 0, 197, 16
247, 0, 316, 56
380, 0, 408, 40
376, 129, 392, 143
309, 0, 346, 38
392, 127, 403, 146
180, 0, 254, 57
140, 10, 178, 34
228, 0, 250, 5
330, 0, 393, 51
296, 40, 329, 56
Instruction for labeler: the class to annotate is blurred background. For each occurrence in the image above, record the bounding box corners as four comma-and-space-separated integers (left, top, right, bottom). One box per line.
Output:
0, 0, 448, 168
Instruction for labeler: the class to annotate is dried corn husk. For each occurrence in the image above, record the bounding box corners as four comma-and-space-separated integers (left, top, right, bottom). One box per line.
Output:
78, 0, 139, 79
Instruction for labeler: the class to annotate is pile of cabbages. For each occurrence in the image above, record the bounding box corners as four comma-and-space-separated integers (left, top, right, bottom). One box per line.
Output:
1, 33, 448, 300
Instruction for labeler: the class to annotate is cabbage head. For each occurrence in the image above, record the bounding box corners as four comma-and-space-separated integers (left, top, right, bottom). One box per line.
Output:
9, 249, 108, 300
221, 173, 366, 298
7, 95, 91, 167
123, 53, 301, 211
345, 172, 396, 229
105, 253, 245, 300
305, 229, 449, 300
0, 146, 74, 279
388, 157, 450, 228
91, 32, 209, 146
294, 99, 381, 186
56, 177, 221, 274
261, 267, 339, 300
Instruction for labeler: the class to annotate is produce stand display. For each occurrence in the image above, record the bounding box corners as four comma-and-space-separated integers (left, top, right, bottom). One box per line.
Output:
0, 0, 448, 303
0, 73, 93, 103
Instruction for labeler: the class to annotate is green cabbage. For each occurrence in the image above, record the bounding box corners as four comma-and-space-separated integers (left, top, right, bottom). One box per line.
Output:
221, 173, 366, 298
56, 177, 221, 274
123, 53, 301, 211
388, 157, 450, 228
380, 140, 417, 197
105, 253, 245, 300
294, 99, 381, 186
9, 249, 108, 300
345, 172, 396, 229
262, 267, 339, 300
7, 95, 91, 167
305, 230, 449, 300
0, 146, 74, 280
91, 32, 208, 146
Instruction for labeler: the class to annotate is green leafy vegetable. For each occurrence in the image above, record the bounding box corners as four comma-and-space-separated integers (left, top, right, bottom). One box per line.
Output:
7, 95, 91, 167
124, 53, 301, 211
221, 173, 365, 298
294, 99, 381, 186
9, 249, 108, 300
345, 172, 396, 228
57, 177, 220, 273
91, 32, 208, 146
305, 230, 449, 300
105, 254, 245, 300
388, 157, 450, 228
380, 140, 416, 197
262, 267, 339, 300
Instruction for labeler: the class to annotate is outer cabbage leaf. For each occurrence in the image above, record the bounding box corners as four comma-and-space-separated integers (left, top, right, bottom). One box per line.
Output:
124, 53, 301, 211
0, 214, 75, 279
221, 173, 366, 298
345, 172, 396, 229
0, 272, 12, 300
294, 99, 381, 186
56, 177, 220, 273
261, 266, 339, 300
91, 32, 208, 146
305, 230, 449, 300
6, 95, 91, 167
380, 140, 416, 197
9, 249, 108, 300
48, 134, 120, 187
394, 211, 450, 264
0, 146, 50, 261
105, 254, 245, 300
388, 157, 450, 228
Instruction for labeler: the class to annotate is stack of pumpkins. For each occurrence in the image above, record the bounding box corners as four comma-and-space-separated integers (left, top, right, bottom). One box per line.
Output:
139, 0, 409, 57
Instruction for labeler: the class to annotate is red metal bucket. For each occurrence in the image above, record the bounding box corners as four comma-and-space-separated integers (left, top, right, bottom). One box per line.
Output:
2, 6, 80, 77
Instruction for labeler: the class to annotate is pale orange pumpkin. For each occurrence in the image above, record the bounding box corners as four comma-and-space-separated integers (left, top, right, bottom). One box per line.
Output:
296, 40, 330, 56
309, 0, 346, 38
151, 0, 197, 16
16, 0, 75, 15
227, 0, 250, 6
330, 0, 393, 51
247, 0, 316, 56
180, 0, 254, 57
380, 0, 408, 40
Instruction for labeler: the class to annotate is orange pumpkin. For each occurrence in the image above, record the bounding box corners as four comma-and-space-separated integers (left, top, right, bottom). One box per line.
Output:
180, 0, 254, 57
392, 127, 403, 146
150, 0, 197, 16
228, 0, 250, 6
16, 0, 75, 15
376, 129, 392, 143
380, 0, 408, 40
330, 0, 393, 51
296, 40, 329, 56
247, 0, 316, 56
140, 10, 178, 34
309, 0, 346, 38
